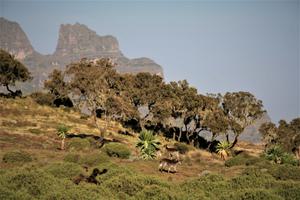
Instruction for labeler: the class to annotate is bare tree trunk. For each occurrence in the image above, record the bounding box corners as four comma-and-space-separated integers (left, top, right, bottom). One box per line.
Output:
178, 128, 182, 142
93, 109, 104, 137
229, 134, 239, 149
226, 134, 229, 143
61, 138, 65, 150
172, 129, 176, 141
207, 132, 216, 150
5, 84, 14, 94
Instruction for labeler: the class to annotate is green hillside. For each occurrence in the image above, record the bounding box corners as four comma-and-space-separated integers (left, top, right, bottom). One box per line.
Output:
1, 97, 300, 200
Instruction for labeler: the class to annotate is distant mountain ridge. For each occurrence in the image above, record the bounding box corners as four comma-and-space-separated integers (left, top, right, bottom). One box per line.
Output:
0, 17, 163, 93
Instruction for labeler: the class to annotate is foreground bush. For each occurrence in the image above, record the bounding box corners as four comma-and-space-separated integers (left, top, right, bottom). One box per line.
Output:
267, 164, 300, 181
30, 92, 54, 106
225, 153, 266, 167
221, 189, 284, 200
0, 167, 115, 200
79, 152, 110, 166
68, 138, 91, 151
104, 143, 131, 159
44, 162, 82, 179
265, 145, 299, 166
2, 151, 33, 164
63, 153, 81, 163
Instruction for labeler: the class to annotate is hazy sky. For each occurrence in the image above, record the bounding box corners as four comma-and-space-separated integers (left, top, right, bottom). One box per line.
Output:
1, 0, 299, 123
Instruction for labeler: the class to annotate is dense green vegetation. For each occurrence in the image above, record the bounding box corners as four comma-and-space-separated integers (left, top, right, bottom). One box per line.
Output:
1, 151, 300, 200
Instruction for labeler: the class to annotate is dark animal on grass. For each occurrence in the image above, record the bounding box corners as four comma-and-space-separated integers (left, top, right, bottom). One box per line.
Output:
72, 168, 108, 185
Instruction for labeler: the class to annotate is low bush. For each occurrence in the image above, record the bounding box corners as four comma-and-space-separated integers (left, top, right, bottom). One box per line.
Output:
267, 164, 300, 181
134, 185, 179, 200
79, 152, 110, 166
30, 92, 54, 106
104, 143, 131, 159
0, 168, 59, 198
68, 138, 91, 151
28, 128, 42, 135
2, 151, 33, 164
265, 145, 299, 166
174, 142, 190, 154
44, 162, 82, 179
275, 182, 300, 200
63, 153, 81, 163
225, 153, 265, 167
222, 189, 284, 200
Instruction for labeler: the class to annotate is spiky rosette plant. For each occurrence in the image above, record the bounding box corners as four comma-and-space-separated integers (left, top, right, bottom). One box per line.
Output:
216, 141, 231, 160
57, 124, 70, 150
136, 130, 160, 160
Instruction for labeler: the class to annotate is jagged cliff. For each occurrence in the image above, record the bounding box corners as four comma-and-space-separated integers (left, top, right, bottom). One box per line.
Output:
0, 18, 163, 93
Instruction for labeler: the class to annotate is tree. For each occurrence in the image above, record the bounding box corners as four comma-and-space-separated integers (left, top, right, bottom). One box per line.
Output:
0, 49, 32, 95
259, 122, 278, 149
44, 69, 68, 98
57, 124, 70, 150
260, 118, 300, 155
65, 58, 125, 136
222, 92, 265, 149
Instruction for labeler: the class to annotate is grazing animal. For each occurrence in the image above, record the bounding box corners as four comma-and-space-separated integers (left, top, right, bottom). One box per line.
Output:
72, 168, 108, 185
156, 150, 163, 159
159, 158, 181, 173
164, 145, 180, 160
169, 151, 180, 160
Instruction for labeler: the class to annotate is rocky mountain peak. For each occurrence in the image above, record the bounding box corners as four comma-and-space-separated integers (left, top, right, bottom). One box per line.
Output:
0, 17, 163, 93
54, 22, 121, 57
0, 17, 35, 60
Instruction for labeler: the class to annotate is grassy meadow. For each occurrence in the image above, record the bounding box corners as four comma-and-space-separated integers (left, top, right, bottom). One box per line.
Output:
1, 97, 300, 200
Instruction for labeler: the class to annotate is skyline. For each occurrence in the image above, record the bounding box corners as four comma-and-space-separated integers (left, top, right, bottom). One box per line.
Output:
1, 0, 299, 123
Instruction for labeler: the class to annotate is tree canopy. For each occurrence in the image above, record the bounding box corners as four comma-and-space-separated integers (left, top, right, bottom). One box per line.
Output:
0, 49, 32, 95
260, 118, 300, 153
44, 57, 266, 149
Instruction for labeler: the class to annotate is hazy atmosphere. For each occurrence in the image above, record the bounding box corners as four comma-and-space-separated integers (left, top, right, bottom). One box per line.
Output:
1, 0, 299, 123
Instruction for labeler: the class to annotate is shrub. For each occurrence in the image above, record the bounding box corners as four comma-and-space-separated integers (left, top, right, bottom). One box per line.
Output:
225, 153, 264, 167
68, 138, 91, 151
0, 187, 32, 200
79, 152, 110, 166
28, 128, 42, 135
265, 145, 299, 166
2, 151, 33, 164
134, 185, 178, 200
63, 153, 81, 163
44, 162, 82, 179
222, 189, 283, 200
0, 168, 59, 198
30, 92, 54, 106
174, 142, 190, 154
103, 174, 144, 196
104, 143, 131, 159
275, 182, 300, 200
268, 164, 300, 181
